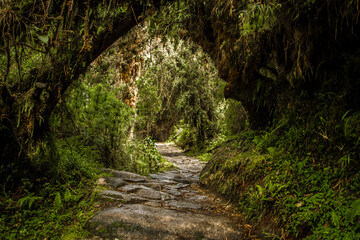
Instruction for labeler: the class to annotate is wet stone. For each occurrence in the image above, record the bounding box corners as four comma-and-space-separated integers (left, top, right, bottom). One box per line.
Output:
124, 177, 148, 183
155, 179, 178, 185
149, 173, 173, 180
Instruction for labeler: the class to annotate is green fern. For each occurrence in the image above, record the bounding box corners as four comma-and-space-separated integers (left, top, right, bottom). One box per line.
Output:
64, 188, 72, 202
18, 195, 43, 210
53, 192, 63, 210
350, 199, 360, 222
331, 211, 340, 229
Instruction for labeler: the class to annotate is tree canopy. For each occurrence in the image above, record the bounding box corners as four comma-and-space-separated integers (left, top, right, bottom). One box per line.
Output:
2, 0, 359, 164
0, 0, 173, 171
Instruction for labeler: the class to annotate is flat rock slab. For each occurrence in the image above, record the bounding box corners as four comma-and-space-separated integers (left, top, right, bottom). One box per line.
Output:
143, 201, 163, 208
166, 200, 202, 210
119, 184, 173, 200
154, 179, 178, 185
161, 187, 183, 196
87, 204, 242, 240
187, 194, 211, 203
150, 173, 193, 184
141, 182, 163, 191
149, 173, 174, 180
99, 190, 147, 203
102, 176, 127, 188
102, 169, 148, 182
136, 189, 173, 200
120, 184, 152, 193
173, 178, 193, 184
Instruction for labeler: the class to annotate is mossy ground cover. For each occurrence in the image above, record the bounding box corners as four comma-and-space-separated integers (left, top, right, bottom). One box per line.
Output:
199, 105, 360, 239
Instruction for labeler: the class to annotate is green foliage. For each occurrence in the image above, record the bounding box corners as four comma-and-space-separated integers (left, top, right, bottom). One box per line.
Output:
55, 136, 100, 180
240, 1, 280, 35
52, 75, 134, 169
222, 99, 248, 135
200, 89, 360, 239
1, 1, 359, 239
170, 122, 197, 149
51, 57, 173, 176
53, 192, 63, 211
18, 194, 43, 210
0, 179, 98, 239
128, 137, 174, 175
137, 39, 225, 146
0, 0, 141, 157
198, 153, 213, 162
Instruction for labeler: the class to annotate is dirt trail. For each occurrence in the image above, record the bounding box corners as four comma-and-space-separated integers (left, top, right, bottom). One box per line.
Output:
86, 143, 247, 240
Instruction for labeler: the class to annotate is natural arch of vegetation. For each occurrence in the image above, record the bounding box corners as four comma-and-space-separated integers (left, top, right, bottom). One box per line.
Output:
1, 1, 360, 239
1, 1, 359, 169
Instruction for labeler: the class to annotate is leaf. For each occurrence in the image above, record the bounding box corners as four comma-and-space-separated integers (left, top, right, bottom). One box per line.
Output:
331, 211, 340, 229
37, 34, 49, 44
18, 195, 43, 209
350, 199, 360, 222
53, 192, 63, 210
64, 188, 72, 202
267, 147, 276, 155
97, 26, 104, 35
256, 184, 265, 196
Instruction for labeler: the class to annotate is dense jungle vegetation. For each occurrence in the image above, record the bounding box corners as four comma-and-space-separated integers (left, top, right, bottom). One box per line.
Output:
1, 0, 359, 239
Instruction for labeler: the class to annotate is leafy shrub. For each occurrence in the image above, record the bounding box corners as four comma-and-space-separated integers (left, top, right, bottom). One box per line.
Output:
56, 136, 100, 181
127, 137, 174, 175
51, 77, 134, 169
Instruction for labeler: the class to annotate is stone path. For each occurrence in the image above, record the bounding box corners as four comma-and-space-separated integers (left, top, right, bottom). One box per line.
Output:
86, 143, 246, 240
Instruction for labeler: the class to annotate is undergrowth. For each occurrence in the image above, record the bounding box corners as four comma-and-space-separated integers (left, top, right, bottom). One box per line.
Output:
200, 93, 360, 239
0, 177, 98, 239
0, 135, 172, 239
0, 135, 101, 239
127, 137, 175, 175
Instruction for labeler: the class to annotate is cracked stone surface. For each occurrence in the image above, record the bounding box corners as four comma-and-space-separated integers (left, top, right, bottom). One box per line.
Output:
86, 143, 245, 240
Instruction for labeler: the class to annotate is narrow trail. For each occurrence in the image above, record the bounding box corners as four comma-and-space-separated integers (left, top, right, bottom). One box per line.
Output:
86, 143, 247, 240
